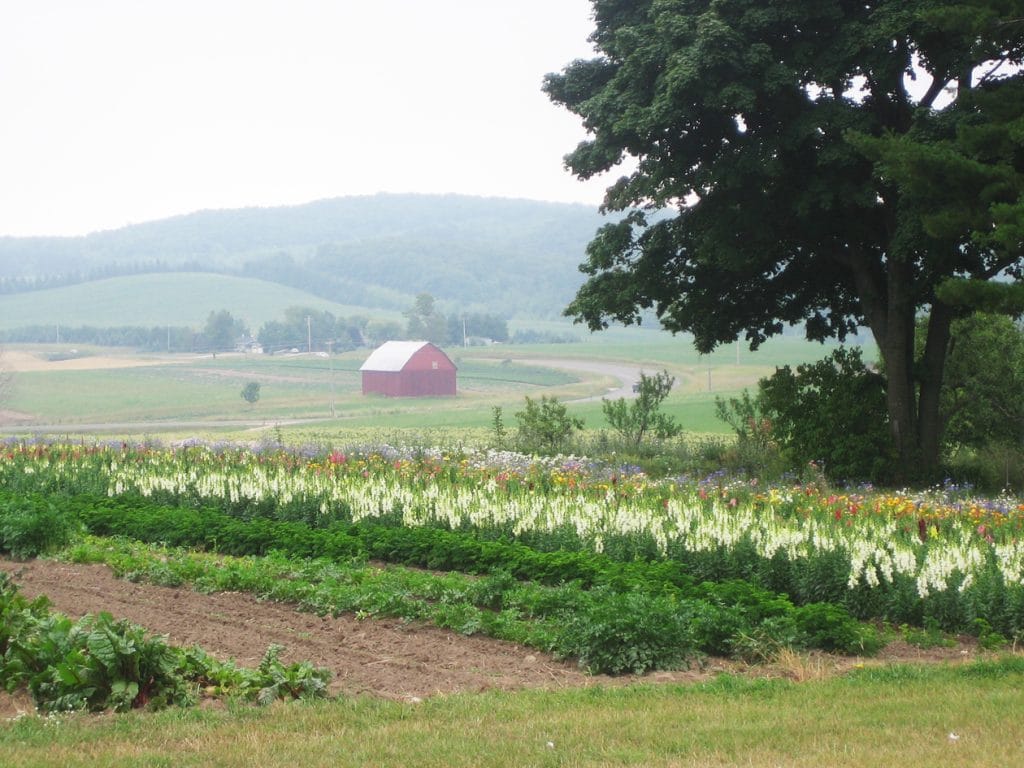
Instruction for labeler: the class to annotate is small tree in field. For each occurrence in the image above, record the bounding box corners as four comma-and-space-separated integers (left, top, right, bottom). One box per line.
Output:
515, 395, 583, 455
602, 370, 680, 451
241, 381, 261, 408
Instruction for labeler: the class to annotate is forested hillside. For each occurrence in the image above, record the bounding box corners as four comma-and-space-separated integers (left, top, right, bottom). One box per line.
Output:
0, 194, 607, 318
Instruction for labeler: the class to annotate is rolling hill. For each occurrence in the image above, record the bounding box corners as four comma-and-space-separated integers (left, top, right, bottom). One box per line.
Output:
0, 273, 402, 332
0, 194, 612, 319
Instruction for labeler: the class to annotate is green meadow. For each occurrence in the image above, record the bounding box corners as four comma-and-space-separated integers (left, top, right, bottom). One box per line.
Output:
4, 661, 1023, 768
0, 273, 403, 331
1, 330, 862, 437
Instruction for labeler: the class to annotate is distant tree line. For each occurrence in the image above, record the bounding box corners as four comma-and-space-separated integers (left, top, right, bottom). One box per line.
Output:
0, 261, 209, 295
257, 296, 511, 353
0, 325, 196, 351
0, 296, 569, 355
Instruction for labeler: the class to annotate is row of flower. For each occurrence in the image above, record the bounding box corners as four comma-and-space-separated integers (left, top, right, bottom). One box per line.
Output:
3, 439, 1024, 633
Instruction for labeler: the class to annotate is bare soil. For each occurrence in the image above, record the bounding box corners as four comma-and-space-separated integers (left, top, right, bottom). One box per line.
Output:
0, 350, 172, 373
0, 557, 988, 718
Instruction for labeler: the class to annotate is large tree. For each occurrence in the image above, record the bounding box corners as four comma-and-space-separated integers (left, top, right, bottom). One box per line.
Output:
546, 0, 1024, 479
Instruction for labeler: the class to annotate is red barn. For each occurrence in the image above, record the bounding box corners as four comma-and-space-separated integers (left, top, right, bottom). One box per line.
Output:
359, 341, 457, 397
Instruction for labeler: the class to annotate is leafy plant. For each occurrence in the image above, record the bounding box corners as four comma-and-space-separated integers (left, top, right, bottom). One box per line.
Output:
515, 395, 583, 454
4, 610, 194, 713
248, 644, 330, 705
972, 618, 1009, 651
0, 495, 80, 559
602, 370, 681, 452
794, 603, 883, 656
758, 347, 895, 483
556, 589, 697, 674
900, 618, 956, 650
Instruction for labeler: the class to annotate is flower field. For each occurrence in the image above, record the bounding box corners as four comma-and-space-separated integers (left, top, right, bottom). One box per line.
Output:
3, 438, 1024, 653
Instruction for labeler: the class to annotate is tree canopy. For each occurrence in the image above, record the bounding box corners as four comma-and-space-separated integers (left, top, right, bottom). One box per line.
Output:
546, 0, 1024, 478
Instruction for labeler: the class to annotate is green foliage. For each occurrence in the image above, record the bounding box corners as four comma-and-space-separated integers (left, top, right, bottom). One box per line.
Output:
793, 603, 883, 656
548, 0, 1024, 479
758, 347, 895, 482
2, 605, 194, 713
0, 495, 80, 559
927, 313, 1024, 451
250, 644, 330, 705
241, 381, 261, 406
0, 573, 330, 712
900, 618, 956, 650
404, 293, 448, 344
48, 491, 880, 663
714, 391, 772, 450
257, 306, 367, 354
713, 390, 786, 478
557, 589, 697, 674
945, 443, 1024, 495
514, 395, 583, 455
971, 618, 1009, 651
202, 309, 247, 354
490, 406, 507, 448
601, 369, 680, 451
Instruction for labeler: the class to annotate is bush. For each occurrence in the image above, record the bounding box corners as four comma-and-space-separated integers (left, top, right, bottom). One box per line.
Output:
758, 347, 895, 483
515, 395, 584, 455
793, 602, 883, 655
555, 589, 697, 674
602, 370, 681, 452
0, 495, 80, 559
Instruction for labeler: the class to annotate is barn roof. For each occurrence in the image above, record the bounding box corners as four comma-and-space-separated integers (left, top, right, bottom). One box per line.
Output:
359, 341, 432, 372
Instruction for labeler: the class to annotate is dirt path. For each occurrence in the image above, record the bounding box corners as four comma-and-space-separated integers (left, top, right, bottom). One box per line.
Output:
514, 358, 651, 402
0, 556, 985, 714
0, 558, 708, 703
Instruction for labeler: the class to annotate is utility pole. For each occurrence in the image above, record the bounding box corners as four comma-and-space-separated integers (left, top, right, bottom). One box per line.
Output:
306, 316, 312, 354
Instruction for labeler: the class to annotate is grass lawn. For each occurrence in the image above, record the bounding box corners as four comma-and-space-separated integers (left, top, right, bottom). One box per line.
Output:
3, 660, 1022, 767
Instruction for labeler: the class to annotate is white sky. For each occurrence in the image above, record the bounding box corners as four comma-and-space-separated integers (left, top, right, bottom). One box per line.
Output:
0, 0, 611, 237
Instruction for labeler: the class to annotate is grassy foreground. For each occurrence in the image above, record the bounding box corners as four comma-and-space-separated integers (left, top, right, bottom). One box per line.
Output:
4, 660, 1023, 767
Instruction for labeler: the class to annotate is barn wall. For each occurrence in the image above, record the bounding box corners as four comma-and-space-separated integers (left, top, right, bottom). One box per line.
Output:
361, 343, 457, 397
362, 371, 402, 397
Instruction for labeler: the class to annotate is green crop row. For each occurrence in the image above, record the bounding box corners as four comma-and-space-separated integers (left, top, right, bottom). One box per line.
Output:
0, 490, 883, 671
0, 571, 330, 713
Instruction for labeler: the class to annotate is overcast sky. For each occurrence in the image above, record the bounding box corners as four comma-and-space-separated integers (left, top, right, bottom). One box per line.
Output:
0, 0, 612, 237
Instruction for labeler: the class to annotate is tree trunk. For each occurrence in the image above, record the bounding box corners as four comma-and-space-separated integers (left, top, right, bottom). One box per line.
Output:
877, 259, 923, 482
917, 303, 953, 477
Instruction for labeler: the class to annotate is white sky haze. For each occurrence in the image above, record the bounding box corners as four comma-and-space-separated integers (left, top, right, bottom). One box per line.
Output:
0, 1, 608, 236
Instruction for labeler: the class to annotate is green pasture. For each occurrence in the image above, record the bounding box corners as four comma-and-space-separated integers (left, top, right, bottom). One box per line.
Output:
1, 331, 870, 437
4, 660, 1023, 767
489, 325, 876, 368
0, 273, 401, 331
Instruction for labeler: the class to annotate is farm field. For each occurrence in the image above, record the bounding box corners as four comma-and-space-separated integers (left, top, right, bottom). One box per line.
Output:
0, 330, 863, 437
3, 557, 1021, 768
1, 439, 1023, 766
0, 273, 405, 332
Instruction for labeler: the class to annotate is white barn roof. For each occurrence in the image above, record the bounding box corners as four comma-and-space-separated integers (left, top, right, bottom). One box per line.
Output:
359, 341, 431, 372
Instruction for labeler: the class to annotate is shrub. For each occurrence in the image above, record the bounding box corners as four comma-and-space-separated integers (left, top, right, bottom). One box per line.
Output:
0, 495, 80, 559
758, 347, 895, 483
555, 589, 697, 674
515, 395, 584, 454
602, 370, 681, 452
793, 603, 883, 655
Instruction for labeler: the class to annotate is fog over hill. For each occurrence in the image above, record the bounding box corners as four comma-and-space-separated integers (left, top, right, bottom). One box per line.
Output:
0, 194, 612, 318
